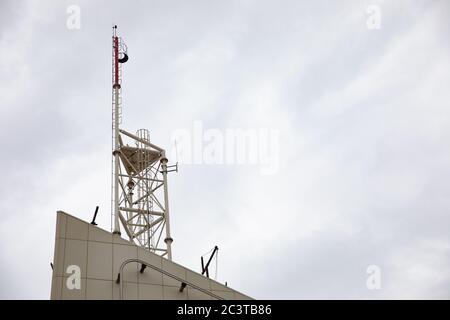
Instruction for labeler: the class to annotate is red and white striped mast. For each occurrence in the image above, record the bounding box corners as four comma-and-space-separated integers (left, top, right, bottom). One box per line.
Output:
112, 25, 122, 235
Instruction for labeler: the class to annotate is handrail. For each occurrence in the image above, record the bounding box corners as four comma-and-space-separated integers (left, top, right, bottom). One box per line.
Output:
117, 258, 224, 300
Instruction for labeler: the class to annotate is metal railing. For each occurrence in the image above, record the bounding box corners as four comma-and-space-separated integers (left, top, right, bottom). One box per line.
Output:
116, 258, 224, 300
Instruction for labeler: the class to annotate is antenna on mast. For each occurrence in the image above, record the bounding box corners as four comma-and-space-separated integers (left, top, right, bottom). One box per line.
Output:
110, 26, 175, 260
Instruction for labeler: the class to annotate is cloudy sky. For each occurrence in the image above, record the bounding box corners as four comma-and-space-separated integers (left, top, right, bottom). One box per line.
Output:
1, 0, 449, 299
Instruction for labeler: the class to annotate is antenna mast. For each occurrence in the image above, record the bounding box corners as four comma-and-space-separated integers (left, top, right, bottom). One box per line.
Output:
111, 26, 174, 260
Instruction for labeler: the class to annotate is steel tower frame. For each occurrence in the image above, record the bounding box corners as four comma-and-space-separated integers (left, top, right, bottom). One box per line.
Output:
111, 26, 174, 260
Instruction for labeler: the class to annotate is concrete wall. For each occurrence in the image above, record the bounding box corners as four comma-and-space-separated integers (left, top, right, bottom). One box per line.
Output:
50, 211, 252, 300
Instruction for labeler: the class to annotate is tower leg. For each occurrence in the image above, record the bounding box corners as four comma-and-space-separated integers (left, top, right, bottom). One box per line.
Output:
161, 156, 173, 260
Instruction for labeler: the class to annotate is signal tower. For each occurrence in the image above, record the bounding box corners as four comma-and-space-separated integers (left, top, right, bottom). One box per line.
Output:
111, 26, 176, 260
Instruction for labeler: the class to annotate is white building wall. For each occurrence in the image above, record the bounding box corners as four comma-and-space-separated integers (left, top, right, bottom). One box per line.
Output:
50, 211, 252, 300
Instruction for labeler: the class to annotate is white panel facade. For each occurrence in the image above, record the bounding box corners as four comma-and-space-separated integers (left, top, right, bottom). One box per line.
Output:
51, 211, 252, 300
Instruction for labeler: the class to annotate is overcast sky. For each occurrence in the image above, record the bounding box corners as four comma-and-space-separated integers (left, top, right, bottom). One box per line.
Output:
0, 0, 449, 299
